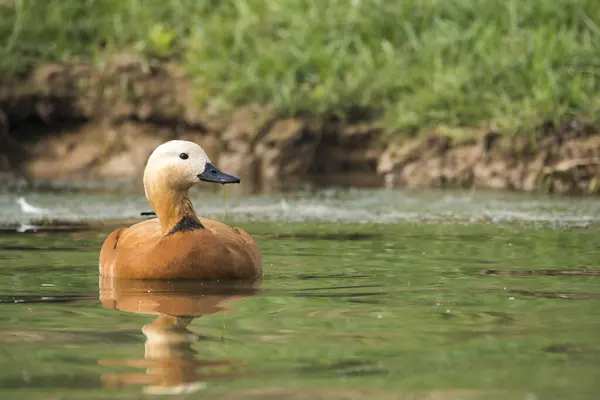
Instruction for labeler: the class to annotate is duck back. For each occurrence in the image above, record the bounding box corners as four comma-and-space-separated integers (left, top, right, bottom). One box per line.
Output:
100, 218, 262, 280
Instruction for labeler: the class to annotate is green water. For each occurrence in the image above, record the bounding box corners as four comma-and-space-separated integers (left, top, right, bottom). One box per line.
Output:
0, 189, 599, 399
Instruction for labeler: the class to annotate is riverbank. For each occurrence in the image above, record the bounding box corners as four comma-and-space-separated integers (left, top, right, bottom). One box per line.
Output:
1, 1, 599, 193
1, 57, 599, 194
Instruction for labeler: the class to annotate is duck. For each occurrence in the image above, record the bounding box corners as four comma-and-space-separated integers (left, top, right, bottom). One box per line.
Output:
99, 140, 262, 280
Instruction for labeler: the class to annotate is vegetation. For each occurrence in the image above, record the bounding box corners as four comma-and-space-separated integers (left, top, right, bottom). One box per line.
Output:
1, 0, 600, 135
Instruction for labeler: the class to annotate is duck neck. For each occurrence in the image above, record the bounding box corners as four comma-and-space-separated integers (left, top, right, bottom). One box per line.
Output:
146, 185, 201, 236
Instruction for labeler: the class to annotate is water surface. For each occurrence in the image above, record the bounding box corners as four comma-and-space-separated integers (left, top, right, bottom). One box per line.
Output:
0, 189, 599, 399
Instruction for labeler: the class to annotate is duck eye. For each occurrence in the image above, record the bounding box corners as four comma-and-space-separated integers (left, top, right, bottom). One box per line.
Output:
179, 153, 189, 160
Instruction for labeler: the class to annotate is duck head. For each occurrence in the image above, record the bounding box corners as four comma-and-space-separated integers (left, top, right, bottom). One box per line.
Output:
142, 140, 239, 235
143, 140, 240, 191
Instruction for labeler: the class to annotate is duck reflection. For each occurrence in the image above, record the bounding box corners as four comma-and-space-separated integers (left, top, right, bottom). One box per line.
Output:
98, 276, 261, 395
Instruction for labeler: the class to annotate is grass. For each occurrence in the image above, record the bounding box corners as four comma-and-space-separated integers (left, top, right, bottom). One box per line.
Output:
1, 0, 600, 136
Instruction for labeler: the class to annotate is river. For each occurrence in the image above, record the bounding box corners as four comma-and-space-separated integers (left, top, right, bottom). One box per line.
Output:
0, 188, 599, 399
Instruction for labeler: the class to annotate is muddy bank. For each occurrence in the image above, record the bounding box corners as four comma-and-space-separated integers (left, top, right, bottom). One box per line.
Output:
1, 56, 599, 194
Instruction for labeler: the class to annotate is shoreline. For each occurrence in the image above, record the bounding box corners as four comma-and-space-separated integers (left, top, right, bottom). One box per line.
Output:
1, 59, 599, 195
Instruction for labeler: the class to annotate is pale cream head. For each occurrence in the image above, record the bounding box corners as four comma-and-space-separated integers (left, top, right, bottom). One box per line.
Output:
143, 140, 212, 193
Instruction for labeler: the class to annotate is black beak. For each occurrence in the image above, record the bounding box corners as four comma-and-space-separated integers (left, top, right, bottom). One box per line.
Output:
198, 163, 241, 184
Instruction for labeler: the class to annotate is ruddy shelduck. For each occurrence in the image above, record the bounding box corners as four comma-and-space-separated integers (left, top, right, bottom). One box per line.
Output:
99, 140, 262, 280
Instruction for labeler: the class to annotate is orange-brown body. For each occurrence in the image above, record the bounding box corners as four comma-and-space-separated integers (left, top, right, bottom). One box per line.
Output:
99, 217, 262, 280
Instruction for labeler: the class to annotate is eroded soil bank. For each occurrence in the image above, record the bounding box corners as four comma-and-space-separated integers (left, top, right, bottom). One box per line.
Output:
1, 56, 599, 194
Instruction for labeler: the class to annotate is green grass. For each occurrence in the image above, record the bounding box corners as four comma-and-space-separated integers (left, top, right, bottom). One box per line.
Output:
1, 0, 600, 135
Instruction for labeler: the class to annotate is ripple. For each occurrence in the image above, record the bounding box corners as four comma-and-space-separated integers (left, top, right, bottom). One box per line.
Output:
1, 189, 599, 228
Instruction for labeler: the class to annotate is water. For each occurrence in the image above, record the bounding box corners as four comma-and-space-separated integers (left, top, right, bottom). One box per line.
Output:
0, 188, 599, 399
